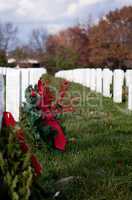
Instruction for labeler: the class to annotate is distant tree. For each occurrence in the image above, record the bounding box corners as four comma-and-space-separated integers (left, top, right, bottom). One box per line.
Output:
0, 50, 7, 66
15, 6, 132, 72
45, 26, 90, 74
89, 6, 132, 69
29, 28, 48, 54
0, 22, 18, 66
46, 46, 78, 74
11, 46, 32, 62
60, 26, 90, 67
0, 22, 18, 53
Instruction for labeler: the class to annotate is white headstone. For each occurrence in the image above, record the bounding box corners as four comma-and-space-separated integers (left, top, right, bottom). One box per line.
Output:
76, 69, 85, 85
29, 68, 46, 86
128, 85, 132, 110
96, 68, 102, 93
90, 69, 96, 91
77, 68, 90, 87
0, 67, 3, 75
55, 71, 59, 78
125, 70, 132, 87
72, 69, 76, 83
6, 69, 20, 121
125, 70, 132, 110
72, 69, 81, 83
1, 67, 7, 75
113, 69, 124, 103
0, 75, 4, 128
102, 69, 113, 97
67, 69, 78, 84
65, 70, 73, 82
85, 68, 90, 88
20, 69, 30, 104
81, 69, 88, 87
0, 67, 7, 75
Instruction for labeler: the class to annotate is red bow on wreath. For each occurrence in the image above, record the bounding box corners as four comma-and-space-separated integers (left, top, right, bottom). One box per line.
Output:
37, 80, 67, 151
2, 112, 16, 127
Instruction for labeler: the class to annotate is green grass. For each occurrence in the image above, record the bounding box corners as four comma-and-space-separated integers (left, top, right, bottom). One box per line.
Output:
34, 75, 132, 200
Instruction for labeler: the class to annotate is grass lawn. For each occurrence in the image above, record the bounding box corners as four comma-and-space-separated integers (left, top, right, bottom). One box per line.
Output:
30, 75, 132, 200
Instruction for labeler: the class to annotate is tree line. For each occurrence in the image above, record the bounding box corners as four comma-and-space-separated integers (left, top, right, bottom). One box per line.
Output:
1, 6, 132, 74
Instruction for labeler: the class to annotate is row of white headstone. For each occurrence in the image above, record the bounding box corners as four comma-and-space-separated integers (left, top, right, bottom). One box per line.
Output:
55, 68, 132, 111
0, 67, 46, 122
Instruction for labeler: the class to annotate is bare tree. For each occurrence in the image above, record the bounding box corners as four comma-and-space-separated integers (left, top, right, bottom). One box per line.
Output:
0, 22, 18, 52
29, 28, 48, 54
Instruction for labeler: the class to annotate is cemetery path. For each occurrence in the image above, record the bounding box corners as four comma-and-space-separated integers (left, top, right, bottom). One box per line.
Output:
24, 75, 132, 200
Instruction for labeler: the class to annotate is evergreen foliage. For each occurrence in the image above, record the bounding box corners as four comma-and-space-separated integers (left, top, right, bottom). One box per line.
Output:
0, 126, 33, 200
21, 78, 73, 151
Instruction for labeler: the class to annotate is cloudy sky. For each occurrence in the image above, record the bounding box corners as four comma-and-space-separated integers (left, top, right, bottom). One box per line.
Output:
0, 0, 132, 42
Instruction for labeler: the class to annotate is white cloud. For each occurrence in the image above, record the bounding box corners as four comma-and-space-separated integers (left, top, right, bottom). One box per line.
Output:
0, 0, 132, 40
17, 0, 35, 16
0, 0, 18, 11
47, 24, 68, 34
116, 0, 132, 7
79, 0, 103, 6
68, 3, 78, 16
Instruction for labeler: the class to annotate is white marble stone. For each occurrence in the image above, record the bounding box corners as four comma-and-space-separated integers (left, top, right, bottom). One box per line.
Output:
63, 69, 79, 83
6, 69, 20, 121
56, 71, 60, 78
0, 75, 4, 128
20, 69, 30, 104
64, 70, 72, 81
0, 68, 3, 75
113, 70, 124, 103
85, 68, 90, 88
76, 69, 85, 85
128, 85, 132, 110
125, 70, 132, 110
0, 67, 7, 75
29, 68, 46, 86
90, 69, 96, 91
96, 68, 102, 93
72, 69, 81, 83
81, 69, 88, 86
125, 70, 132, 87
102, 69, 113, 97
56, 70, 65, 79
3, 67, 7, 75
